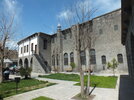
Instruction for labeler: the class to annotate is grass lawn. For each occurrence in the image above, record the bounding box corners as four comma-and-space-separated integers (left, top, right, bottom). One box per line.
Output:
39, 73, 117, 88
0, 79, 55, 98
32, 96, 54, 100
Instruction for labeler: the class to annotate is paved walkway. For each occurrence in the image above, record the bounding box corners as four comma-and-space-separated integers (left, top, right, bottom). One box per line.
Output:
4, 74, 120, 100
4, 78, 80, 100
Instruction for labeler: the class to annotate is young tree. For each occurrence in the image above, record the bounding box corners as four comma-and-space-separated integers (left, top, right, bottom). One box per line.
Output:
107, 58, 118, 76
58, 0, 97, 97
0, 14, 15, 83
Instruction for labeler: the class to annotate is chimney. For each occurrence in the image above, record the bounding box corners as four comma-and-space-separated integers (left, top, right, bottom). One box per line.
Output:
57, 23, 61, 32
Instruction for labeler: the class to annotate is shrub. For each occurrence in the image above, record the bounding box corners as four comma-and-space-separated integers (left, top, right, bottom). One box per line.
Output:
19, 67, 32, 79
70, 62, 76, 71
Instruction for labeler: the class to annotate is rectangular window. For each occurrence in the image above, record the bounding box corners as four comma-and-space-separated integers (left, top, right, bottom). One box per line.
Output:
99, 29, 103, 34
21, 47, 23, 54
24, 46, 26, 53
114, 25, 118, 31
43, 39, 47, 49
31, 43, 33, 51
35, 45, 37, 54
117, 54, 123, 63
27, 45, 29, 52
52, 38, 54, 43
70, 32, 72, 38
64, 34, 67, 39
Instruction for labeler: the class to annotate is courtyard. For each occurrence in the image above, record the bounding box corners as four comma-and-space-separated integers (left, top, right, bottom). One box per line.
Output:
1, 72, 120, 100
0, 0, 134, 100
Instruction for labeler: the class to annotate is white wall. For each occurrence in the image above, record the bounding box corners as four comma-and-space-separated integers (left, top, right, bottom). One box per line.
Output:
18, 36, 38, 57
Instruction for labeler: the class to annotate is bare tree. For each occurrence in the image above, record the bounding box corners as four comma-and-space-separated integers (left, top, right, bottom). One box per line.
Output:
58, 0, 97, 97
0, 14, 15, 83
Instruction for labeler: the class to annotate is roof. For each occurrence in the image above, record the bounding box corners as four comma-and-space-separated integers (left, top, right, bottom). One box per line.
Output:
17, 32, 51, 44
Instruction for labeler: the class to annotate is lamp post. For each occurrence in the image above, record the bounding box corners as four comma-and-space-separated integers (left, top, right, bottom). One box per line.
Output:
15, 76, 20, 94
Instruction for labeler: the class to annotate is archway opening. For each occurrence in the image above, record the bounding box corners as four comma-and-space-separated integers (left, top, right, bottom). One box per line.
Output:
24, 58, 29, 68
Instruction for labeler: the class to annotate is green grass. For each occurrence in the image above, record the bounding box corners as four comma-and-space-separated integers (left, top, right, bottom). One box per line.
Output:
39, 73, 117, 88
32, 96, 54, 100
0, 79, 55, 98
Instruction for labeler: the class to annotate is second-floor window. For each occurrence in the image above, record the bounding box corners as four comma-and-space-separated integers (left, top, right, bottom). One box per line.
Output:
114, 25, 118, 31
43, 39, 47, 49
64, 34, 67, 39
52, 38, 54, 43
117, 54, 123, 63
27, 45, 29, 52
35, 45, 37, 54
21, 47, 23, 54
31, 43, 33, 51
24, 46, 26, 53
99, 29, 103, 34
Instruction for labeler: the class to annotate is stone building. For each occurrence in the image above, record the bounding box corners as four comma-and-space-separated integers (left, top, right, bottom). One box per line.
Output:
122, 0, 134, 78
18, 9, 128, 73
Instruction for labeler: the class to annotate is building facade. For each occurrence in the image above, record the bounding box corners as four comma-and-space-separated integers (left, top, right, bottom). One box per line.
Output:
122, 0, 134, 78
18, 9, 128, 73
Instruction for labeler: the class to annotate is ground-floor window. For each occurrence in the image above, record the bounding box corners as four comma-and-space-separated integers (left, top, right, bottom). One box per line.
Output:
90, 49, 96, 64
101, 55, 106, 64
80, 51, 86, 65
64, 53, 68, 65
70, 52, 74, 63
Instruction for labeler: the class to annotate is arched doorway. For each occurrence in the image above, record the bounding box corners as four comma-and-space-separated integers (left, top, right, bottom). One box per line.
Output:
30, 58, 33, 68
19, 59, 23, 67
24, 58, 29, 68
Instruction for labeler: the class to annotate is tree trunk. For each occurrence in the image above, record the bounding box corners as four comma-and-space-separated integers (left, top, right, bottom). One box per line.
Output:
0, 56, 4, 83
77, 51, 85, 97
0, 65, 2, 83
86, 68, 90, 95
0, 38, 7, 83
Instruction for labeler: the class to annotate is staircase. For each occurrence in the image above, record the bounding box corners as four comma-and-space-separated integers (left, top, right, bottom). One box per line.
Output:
33, 53, 51, 73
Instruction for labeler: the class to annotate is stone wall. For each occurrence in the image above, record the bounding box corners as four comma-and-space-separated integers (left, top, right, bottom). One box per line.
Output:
93, 9, 128, 72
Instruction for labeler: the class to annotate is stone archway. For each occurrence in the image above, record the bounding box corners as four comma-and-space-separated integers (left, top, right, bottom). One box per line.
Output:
24, 58, 29, 68
19, 59, 23, 67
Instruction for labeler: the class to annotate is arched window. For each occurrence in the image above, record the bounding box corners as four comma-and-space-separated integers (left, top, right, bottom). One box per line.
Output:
64, 53, 68, 65
57, 54, 59, 65
90, 49, 96, 64
52, 55, 55, 66
117, 54, 123, 63
80, 51, 86, 65
70, 52, 74, 63
101, 55, 106, 64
